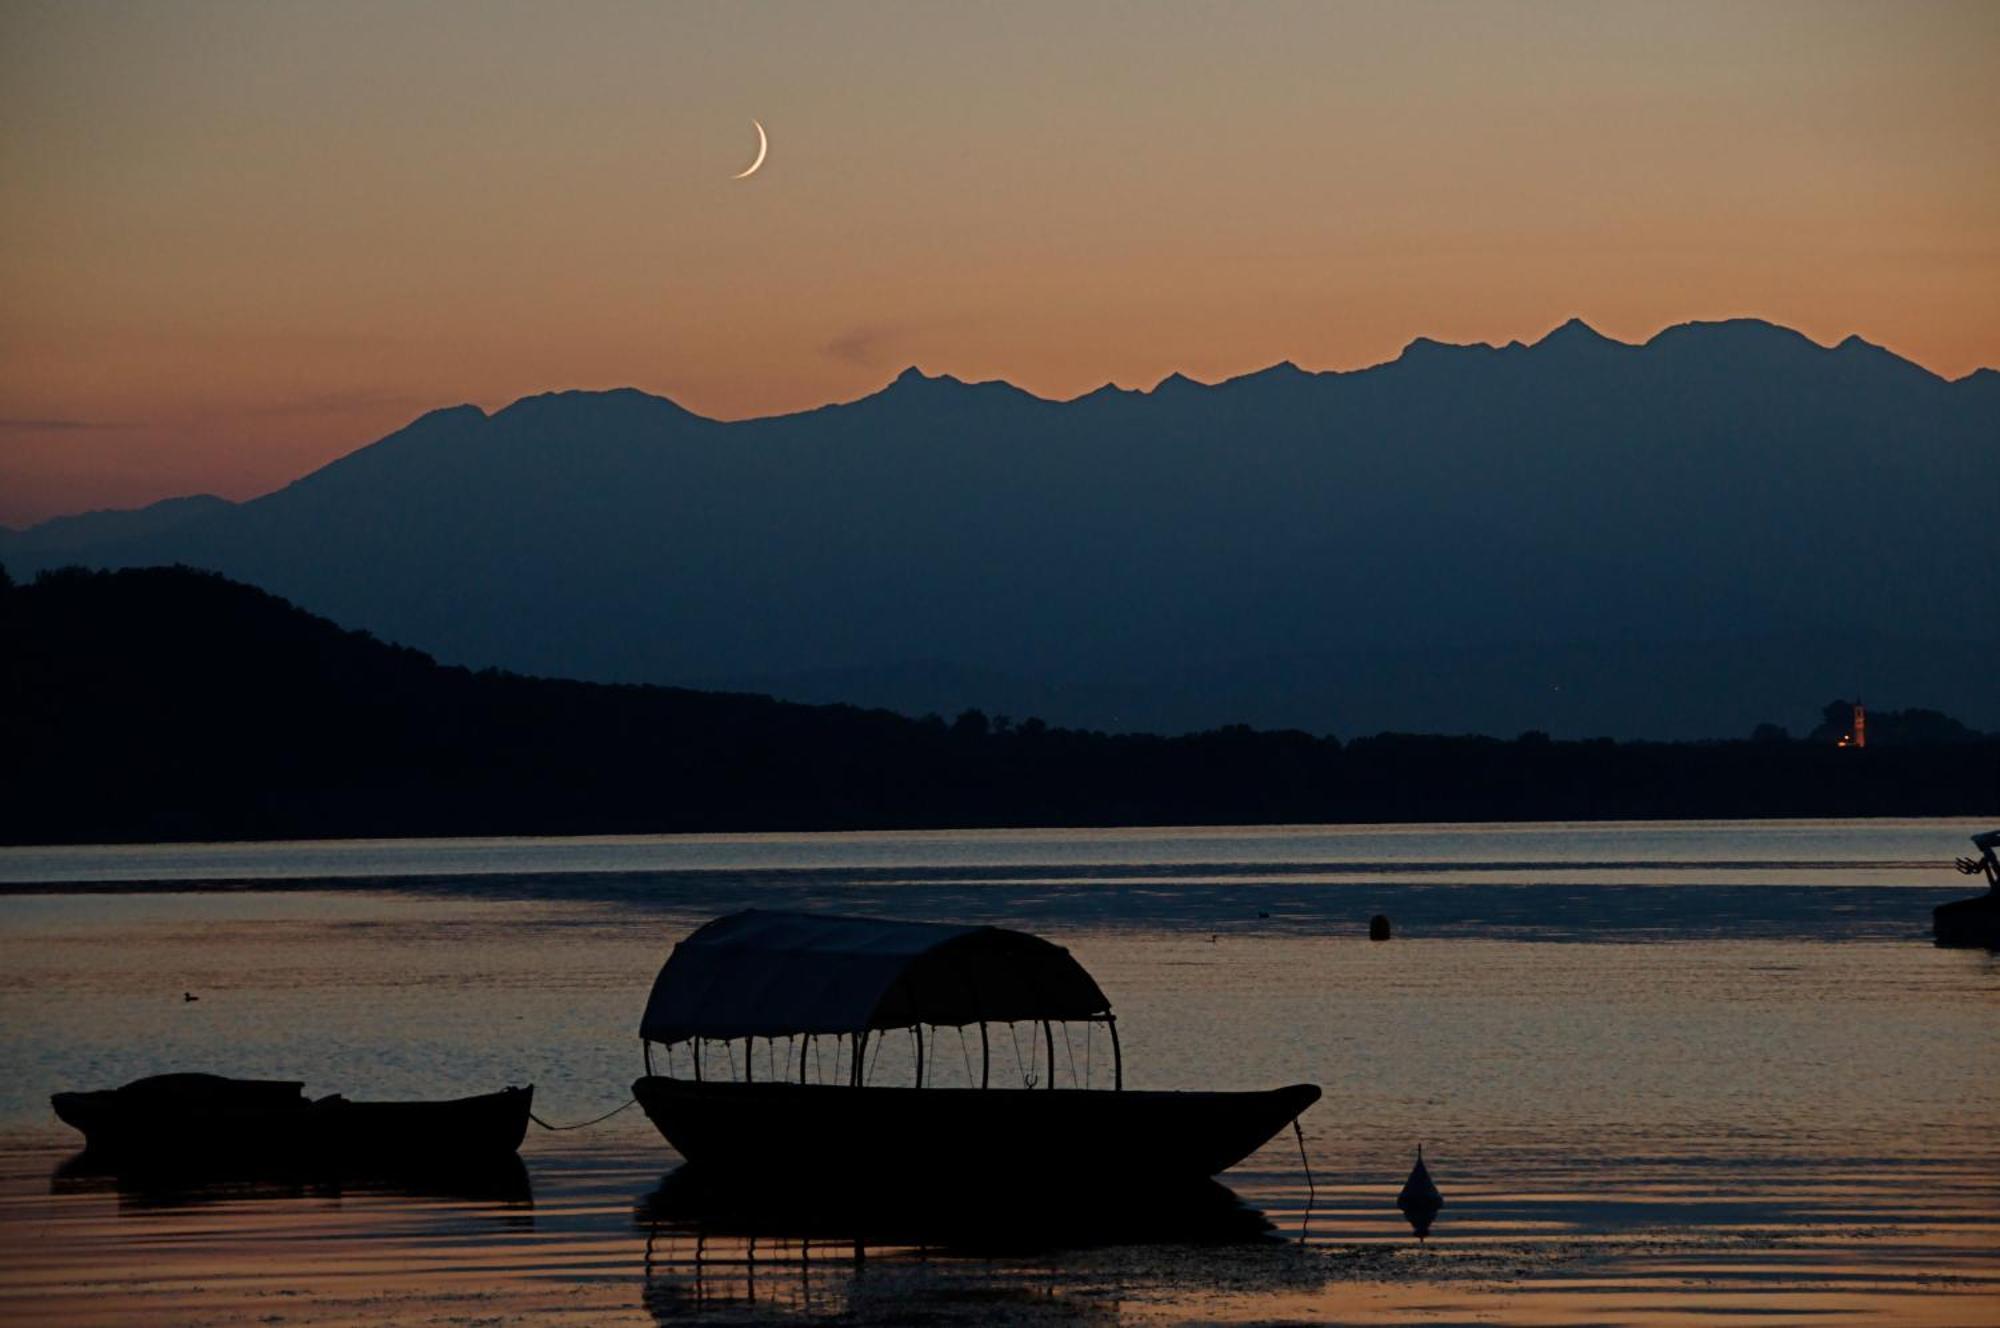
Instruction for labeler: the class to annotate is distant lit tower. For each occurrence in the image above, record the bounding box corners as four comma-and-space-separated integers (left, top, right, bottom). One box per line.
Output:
1835, 697, 1868, 749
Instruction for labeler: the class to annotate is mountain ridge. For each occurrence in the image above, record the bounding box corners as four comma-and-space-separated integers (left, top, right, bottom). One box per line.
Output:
7, 317, 1993, 740
5, 317, 1986, 549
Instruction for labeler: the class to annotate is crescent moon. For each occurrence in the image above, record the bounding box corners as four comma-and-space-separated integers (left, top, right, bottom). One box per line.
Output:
732, 120, 768, 179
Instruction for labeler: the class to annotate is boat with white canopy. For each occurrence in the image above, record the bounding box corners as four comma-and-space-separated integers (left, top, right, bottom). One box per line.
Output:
632, 909, 1320, 1189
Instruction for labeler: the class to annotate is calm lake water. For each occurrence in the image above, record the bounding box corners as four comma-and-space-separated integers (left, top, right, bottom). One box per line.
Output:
0, 819, 1994, 1325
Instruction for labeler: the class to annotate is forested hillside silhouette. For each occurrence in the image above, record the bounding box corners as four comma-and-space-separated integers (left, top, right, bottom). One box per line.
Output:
2, 564, 1992, 846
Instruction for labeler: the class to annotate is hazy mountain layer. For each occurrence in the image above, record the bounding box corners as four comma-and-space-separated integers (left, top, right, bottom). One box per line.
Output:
9, 319, 1995, 738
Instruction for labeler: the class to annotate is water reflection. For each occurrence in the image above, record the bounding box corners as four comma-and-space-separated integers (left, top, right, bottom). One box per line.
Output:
639, 1163, 1278, 1250
3, 1137, 1994, 1325
637, 1164, 1295, 1322
51, 1148, 534, 1214
2, 819, 1996, 1323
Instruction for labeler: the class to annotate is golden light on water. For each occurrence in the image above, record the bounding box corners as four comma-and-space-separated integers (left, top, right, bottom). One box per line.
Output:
1, 821, 1996, 1324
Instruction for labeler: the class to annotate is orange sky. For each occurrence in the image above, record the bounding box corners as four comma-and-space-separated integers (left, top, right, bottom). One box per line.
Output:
2, 0, 1996, 526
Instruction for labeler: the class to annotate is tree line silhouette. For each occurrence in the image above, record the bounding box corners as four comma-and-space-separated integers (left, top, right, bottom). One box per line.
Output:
3, 564, 1993, 845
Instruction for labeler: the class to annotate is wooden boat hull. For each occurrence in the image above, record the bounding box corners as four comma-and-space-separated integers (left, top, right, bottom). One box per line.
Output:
312, 1087, 533, 1160
51, 1075, 308, 1161
1934, 892, 2000, 949
50, 1074, 533, 1164
632, 1077, 1320, 1187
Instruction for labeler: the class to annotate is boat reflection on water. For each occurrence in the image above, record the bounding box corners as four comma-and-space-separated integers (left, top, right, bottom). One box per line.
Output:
639, 1162, 1278, 1249
50, 1148, 535, 1213
637, 1163, 1289, 1324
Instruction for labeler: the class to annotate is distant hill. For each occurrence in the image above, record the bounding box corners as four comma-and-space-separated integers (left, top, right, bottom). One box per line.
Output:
1, 494, 233, 555
1, 565, 1991, 845
7, 319, 1995, 739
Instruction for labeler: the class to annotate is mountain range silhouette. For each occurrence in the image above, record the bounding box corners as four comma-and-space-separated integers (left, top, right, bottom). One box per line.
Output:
5, 318, 1994, 738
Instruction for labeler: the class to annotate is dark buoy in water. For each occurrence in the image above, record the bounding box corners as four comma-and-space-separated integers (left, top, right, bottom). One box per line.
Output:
1396, 1144, 1443, 1239
1369, 914, 1392, 941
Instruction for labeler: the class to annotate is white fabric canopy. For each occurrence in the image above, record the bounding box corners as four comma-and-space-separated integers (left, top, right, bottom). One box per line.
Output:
639, 909, 1112, 1043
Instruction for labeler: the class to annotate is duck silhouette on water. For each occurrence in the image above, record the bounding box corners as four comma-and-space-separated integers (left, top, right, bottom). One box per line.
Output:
1397, 1144, 1444, 1239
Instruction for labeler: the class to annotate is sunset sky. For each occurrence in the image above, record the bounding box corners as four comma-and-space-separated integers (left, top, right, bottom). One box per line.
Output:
2, 0, 1995, 525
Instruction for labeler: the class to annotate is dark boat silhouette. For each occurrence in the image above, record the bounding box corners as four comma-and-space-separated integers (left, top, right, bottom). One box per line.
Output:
631, 910, 1320, 1191
1934, 830, 2000, 949
50, 1073, 532, 1164
312, 1086, 534, 1161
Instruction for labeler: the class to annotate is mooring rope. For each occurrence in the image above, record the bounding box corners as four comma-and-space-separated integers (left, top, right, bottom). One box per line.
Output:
1007, 1020, 1035, 1087
1292, 1116, 1316, 1242
529, 1096, 638, 1131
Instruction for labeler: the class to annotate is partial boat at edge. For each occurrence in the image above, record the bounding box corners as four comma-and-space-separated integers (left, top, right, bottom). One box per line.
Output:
1934, 829, 2000, 949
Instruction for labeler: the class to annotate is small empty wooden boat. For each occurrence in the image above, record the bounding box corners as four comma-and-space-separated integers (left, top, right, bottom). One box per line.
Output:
50, 1073, 532, 1163
631, 910, 1321, 1192
312, 1086, 535, 1160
